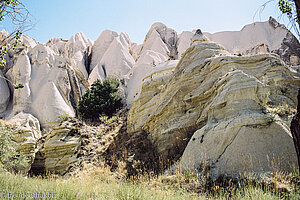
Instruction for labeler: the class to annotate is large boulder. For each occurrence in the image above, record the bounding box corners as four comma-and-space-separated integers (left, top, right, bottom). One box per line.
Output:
8, 112, 41, 172
128, 32, 299, 175
180, 70, 297, 176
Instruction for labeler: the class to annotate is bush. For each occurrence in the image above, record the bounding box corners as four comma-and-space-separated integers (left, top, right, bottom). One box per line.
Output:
77, 78, 123, 120
0, 124, 28, 173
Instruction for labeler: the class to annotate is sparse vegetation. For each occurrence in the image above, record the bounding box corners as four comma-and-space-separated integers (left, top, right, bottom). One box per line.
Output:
265, 104, 297, 117
0, 122, 28, 173
57, 113, 71, 121
0, 162, 299, 199
77, 77, 123, 121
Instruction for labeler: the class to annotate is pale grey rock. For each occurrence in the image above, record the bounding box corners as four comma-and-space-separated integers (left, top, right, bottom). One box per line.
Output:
65, 32, 93, 57
20, 35, 38, 49
129, 43, 143, 61
204, 17, 300, 65
126, 60, 178, 106
9, 51, 31, 113
47, 38, 67, 55
88, 32, 135, 84
66, 32, 92, 78
144, 22, 178, 59
90, 30, 118, 73
136, 50, 168, 66
140, 29, 170, 58
5, 44, 84, 127
0, 70, 10, 113
70, 50, 88, 78
177, 31, 193, 59
0, 29, 9, 41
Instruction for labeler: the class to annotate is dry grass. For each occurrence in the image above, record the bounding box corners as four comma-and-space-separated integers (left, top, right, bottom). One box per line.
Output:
0, 161, 298, 200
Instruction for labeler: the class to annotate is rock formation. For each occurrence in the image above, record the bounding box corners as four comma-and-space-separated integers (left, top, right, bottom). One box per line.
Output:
1, 32, 91, 127
204, 17, 300, 65
128, 30, 299, 176
0, 17, 299, 176
0, 70, 10, 114
29, 117, 125, 176
88, 32, 135, 84
8, 112, 41, 172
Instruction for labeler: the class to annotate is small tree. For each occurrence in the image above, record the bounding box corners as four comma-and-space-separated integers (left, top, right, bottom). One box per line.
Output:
77, 77, 123, 121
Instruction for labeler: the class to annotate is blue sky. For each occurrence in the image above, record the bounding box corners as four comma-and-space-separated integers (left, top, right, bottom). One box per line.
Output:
1, 0, 287, 44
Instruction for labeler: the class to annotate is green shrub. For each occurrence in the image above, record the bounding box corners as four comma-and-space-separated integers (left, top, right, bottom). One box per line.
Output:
0, 124, 28, 173
77, 78, 123, 120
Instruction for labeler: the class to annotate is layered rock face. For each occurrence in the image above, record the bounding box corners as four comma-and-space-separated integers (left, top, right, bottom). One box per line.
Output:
8, 112, 41, 172
31, 119, 83, 175
126, 23, 180, 106
0, 18, 299, 176
128, 32, 299, 175
29, 117, 125, 176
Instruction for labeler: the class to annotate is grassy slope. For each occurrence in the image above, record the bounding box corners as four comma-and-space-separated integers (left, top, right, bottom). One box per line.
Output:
0, 166, 299, 200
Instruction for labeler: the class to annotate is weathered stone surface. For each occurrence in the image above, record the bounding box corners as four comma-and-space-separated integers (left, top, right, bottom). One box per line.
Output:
128, 33, 299, 175
8, 112, 41, 172
42, 121, 81, 175
177, 31, 194, 59
126, 59, 177, 107
180, 70, 297, 176
125, 22, 183, 106
143, 22, 178, 59
129, 43, 142, 61
29, 117, 125, 176
88, 32, 135, 84
90, 30, 118, 73
5, 44, 84, 127
0, 70, 10, 113
204, 17, 300, 65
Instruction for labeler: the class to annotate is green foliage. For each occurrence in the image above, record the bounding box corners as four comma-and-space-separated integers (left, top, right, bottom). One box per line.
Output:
278, 0, 299, 23
77, 78, 123, 121
57, 113, 71, 121
99, 115, 118, 125
0, 124, 28, 173
0, 0, 20, 21
278, 0, 293, 16
12, 83, 24, 89
277, 0, 300, 36
0, 0, 24, 89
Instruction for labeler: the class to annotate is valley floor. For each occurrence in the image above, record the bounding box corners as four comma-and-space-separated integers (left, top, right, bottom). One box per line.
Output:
0, 166, 299, 200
